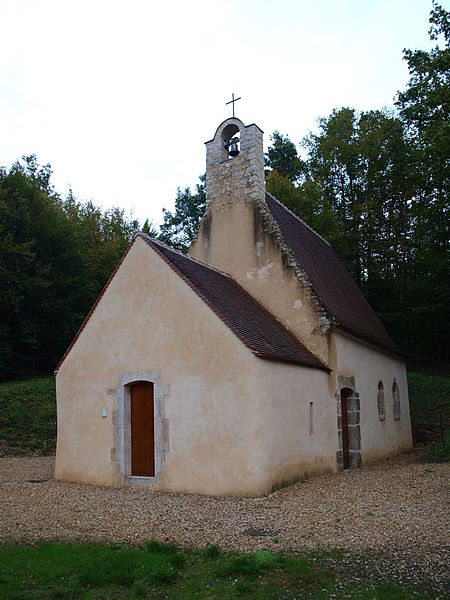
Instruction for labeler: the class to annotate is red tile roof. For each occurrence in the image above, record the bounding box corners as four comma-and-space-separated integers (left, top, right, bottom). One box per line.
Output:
265, 193, 400, 356
142, 235, 330, 371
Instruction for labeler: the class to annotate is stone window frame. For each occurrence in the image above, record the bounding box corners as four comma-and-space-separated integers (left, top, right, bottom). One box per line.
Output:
392, 379, 401, 421
111, 371, 170, 485
377, 380, 386, 421
336, 375, 362, 470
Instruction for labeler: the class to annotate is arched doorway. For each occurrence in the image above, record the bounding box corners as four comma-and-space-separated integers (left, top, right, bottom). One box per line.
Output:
130, 381, 155, 476
337, 377, 362, 470
340, 388, 351, 470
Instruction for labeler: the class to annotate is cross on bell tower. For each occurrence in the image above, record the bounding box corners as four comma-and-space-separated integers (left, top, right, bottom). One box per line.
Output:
226, 92, 241, 118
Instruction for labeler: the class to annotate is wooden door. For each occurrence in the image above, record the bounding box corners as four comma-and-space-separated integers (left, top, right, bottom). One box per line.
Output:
131, 381, 155, 476
341, 389, 350, 470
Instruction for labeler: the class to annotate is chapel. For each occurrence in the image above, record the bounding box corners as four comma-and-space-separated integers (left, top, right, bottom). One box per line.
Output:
54, 116, 412, 496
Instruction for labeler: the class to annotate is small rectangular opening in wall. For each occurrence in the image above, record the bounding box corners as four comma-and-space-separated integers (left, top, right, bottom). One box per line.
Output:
309, 401, 314, 436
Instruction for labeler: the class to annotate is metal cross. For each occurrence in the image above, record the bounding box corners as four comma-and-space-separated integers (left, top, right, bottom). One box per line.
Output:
226, 92, 241, 117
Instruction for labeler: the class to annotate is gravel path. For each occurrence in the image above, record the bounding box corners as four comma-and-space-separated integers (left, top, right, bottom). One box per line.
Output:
1, 451, 449, 596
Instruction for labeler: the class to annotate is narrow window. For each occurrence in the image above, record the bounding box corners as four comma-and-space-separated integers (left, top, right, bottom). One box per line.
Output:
309, 401, 314, 436
392, 380, 401, 421
377, 381, 386, 421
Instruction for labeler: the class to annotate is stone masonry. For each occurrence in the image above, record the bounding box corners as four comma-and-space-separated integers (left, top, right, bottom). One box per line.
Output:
205, 117, 265, 212
336, 375, 362, 470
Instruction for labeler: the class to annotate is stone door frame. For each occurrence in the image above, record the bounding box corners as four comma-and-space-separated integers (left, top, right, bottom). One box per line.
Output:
111, 371, 170, 485
336, 375, 362, 470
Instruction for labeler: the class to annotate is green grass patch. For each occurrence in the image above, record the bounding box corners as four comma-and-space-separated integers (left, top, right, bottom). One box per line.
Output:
0, 376, 56, 455
0, 542, 432, 599
407, 371, 450, 427
408, 371, 449, 461
424, 429, 450, 462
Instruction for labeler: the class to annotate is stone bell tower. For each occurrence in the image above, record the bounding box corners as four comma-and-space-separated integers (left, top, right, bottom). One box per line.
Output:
189, 117, 266, 276
204, 117, 265, 209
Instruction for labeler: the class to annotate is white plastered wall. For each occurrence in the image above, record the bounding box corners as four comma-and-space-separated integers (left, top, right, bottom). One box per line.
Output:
190, 202, 329, 364
251, 360, 337, 492
56, 236, 270, 495
334, 332, 412, 464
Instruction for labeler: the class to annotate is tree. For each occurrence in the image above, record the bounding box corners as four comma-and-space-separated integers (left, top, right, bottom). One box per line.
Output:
395, 1, 449, 364
264, 131, 305, 183
265, 109, 422, 359
158, 175, 206, 252
142, 219, 158, 238
0, 156, 142, 379
0, 156, 88, 378
61, 196, 140, 301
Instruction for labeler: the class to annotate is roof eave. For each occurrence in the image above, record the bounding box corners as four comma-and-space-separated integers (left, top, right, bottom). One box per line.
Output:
334, 325, 405, 361
253, 350, 332, 373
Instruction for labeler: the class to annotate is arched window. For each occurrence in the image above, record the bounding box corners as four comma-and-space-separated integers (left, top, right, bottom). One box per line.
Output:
392, 380, 401, 421
377, 381, 386, 421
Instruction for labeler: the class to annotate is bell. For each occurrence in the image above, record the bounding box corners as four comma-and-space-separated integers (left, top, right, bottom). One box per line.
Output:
229, 137, 240, 157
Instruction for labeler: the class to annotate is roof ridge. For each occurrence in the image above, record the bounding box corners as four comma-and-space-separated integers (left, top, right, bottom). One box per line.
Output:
136, 232, 233, 279
264, 191, 331, 247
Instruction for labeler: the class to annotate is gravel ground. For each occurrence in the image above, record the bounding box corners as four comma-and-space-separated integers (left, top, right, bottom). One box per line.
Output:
1, 450, 449, 596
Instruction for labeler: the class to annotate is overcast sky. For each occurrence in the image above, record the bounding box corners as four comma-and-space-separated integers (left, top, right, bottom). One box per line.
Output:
0, 0, 444, 226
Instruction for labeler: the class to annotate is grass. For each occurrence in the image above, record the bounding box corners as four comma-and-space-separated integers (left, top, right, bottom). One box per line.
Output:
0, 376, 56, 455
407, 371, 450, 427
423, 429, 450, 462
407, 371, 450, 462
0, 542, 431, 599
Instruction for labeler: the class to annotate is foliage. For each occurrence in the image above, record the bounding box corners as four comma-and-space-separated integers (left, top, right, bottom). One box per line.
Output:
142, 218, 158, 237
0, 542, 430, 599
265, 131, 305, 183
0, 157, 86, 378
264, 4, 449, 366
0, 376, 56, 455
395, 1, 450, 365
425, 429, 450, 462
0, 157, 139, 380
158, 174, 206, 252
61, 191, 140, 301
407, 371, 450, 426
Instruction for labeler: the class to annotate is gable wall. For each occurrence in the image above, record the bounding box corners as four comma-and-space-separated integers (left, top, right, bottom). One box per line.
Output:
190, 202, 329, 364
333, 332, 412, 463
55, 237, 271, 495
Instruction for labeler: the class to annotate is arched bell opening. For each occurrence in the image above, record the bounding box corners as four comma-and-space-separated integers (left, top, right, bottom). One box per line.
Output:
221, 123, 241, 160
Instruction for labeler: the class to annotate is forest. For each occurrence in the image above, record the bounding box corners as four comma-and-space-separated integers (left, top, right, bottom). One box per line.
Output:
0, 3, 448, 380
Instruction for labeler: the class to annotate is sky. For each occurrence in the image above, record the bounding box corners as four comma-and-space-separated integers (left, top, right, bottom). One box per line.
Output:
0, 0, 445, 226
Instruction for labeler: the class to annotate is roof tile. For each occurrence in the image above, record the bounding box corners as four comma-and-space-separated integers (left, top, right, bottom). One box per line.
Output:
265, 193, 400, 355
